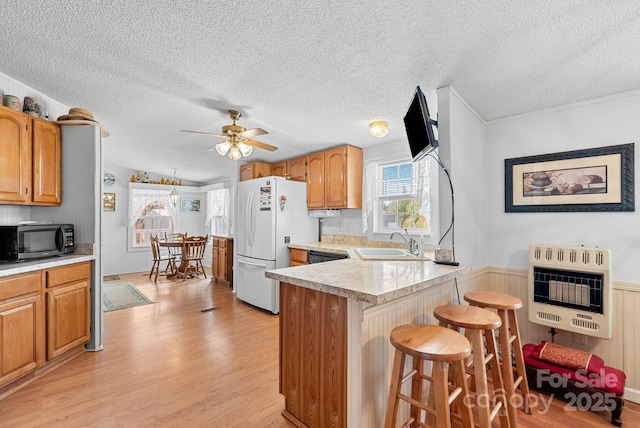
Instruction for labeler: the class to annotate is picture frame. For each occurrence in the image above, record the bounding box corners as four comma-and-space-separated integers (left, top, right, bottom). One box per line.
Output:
181, 198, 201, 212
505, 143, 634, 212
103, 192, 116, 212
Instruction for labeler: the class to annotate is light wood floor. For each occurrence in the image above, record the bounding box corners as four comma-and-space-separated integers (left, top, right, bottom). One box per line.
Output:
0, 270, 637, 427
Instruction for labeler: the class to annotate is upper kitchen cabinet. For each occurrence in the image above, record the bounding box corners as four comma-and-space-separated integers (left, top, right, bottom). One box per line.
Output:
324, 145, 362, 209
306, 145, 362, 209
287, 156, 306, 182
0, 106, 31, 204
32, 118, 62, 205
306, 152, 325, 208
0, 106, 61, 206
240, 161, 272, 181
271, 161, 287, 177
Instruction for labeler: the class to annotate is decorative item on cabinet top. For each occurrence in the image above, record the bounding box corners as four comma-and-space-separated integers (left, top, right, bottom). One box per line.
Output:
56, 107, 110, 137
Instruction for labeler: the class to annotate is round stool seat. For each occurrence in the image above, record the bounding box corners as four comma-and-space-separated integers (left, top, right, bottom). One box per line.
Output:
464, 290, 523, 310
434, 304, 501, 330
390, 324, 470, 362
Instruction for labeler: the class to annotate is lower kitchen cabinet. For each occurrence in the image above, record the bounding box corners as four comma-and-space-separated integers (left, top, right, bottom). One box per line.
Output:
290, 248, 308, 266
212, 237, 233, 287
45, 262, 91, 360
0, 272, 43, 388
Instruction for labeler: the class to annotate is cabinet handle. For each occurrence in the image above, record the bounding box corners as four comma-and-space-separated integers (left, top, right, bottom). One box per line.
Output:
26, 187, 29, 195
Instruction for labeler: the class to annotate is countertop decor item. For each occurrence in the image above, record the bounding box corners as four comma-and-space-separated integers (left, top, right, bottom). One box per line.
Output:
505, 143, 634, 212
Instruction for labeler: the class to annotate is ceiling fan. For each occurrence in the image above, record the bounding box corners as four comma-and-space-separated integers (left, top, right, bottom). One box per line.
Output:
181, 110, 278, 160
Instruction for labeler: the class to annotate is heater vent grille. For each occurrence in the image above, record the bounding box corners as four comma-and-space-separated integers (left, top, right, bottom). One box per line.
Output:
528, 244, 612, 339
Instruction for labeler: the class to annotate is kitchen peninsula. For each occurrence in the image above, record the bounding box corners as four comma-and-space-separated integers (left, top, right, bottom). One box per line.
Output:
265, 248, 470, 427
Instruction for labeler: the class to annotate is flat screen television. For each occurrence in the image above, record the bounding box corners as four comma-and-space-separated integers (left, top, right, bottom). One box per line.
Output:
403, 86, 438, 162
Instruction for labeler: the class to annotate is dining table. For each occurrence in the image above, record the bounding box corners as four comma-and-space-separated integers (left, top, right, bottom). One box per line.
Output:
158, 239, 186, 279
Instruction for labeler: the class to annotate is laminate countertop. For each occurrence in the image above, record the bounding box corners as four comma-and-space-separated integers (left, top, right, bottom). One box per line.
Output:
265, 242, 470, 305
0, 254, 96, 278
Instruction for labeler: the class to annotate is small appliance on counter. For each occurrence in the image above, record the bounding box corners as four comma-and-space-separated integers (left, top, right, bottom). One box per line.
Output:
0, 223, 75, 262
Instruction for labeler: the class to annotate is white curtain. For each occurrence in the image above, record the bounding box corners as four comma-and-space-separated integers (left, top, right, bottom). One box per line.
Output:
128, 188, 176, 227
206, 189, 230, 234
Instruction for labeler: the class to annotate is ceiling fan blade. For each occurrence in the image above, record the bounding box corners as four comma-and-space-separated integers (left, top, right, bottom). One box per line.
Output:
239, 127, 268, 138
180, 130, 227, 138
244, 139, 278, 151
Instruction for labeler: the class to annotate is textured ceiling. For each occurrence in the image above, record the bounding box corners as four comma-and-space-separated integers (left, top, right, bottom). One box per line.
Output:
2, 1, 640, 184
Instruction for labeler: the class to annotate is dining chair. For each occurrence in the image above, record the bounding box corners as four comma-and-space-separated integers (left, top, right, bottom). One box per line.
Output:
149, 235, 177, 282
180, 235, 208, 281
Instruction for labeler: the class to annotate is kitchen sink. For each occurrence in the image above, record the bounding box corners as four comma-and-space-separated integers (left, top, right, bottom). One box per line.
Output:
354, 247, 431, 261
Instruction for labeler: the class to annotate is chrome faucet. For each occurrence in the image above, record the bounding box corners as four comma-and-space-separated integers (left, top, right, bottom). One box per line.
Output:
390, 229, 420, 255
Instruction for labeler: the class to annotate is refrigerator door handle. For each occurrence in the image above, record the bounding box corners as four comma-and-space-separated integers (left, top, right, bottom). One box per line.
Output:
238, 259, 269, 268
246, 192, 254, 247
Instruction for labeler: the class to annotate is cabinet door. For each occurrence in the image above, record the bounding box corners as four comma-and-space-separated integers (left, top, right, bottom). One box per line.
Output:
239, 164, 253, 182
0, 295, 39, 386
306, 153, 325, 208
287, 156, 306, 182
219, 247, 227, 281
46, 280, 90, 360
290, 248, 308, 266
324, 146, 348, 208
212, 246, 220, 279
32, 119, 61, 205
0, 106, 31, 204
271, 161, 287, 177
240, 162, 271, 181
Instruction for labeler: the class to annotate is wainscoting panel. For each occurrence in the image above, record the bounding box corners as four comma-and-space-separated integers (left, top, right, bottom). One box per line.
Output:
482, 267, 639, 402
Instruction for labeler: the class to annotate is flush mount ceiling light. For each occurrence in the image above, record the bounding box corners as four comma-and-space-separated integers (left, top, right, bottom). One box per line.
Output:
369, 120, 389, 138
169, 168, 180, 207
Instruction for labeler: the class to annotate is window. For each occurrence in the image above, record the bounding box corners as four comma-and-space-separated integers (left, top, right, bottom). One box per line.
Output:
129, 188, 176, 249
373, 159, 432, 235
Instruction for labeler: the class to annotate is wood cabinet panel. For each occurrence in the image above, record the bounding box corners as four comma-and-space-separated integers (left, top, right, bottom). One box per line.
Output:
32, 118, 61, 205
212, 237, 233, 286
46, 280, 90, 360
290, 248, 308, 267
306, 152, 325, 208
280, 283, 347, 428
0, 106, 31, 204
46, 262, 91, 360
287, 156, 306, 182
46, 262, 91, 288
0, 272, 41, 301
324, 145, 362, 209
271, 161, 287, 177
0, 106, 62, 206
0, 295, 40, 386
240, 162, 271, 181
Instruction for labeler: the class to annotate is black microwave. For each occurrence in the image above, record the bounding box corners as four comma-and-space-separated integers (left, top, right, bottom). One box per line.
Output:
0, 224, 75, 261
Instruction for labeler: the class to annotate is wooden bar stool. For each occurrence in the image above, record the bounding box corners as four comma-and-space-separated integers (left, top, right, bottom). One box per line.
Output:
385, 324, 473, 428
464, 291, 532, 426
434, 304, 511, 428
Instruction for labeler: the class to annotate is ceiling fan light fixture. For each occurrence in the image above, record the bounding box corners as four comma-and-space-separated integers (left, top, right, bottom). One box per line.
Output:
229, 145, 242, 160
237, 141, 253, 157
369, 120, 389, 138
215, 141, 232, 156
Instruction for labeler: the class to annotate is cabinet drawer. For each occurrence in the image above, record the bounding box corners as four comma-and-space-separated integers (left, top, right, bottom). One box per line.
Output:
290, 248, 308, 264
46, 262, 91, 288
0, 272, 41, 301
218, 238, 228, 250
213, 238, 219, 247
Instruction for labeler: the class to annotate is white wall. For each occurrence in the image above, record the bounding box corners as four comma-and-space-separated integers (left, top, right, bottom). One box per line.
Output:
101, 165, 211, 275
486, 90, 640, 282
436, 87, 489, 268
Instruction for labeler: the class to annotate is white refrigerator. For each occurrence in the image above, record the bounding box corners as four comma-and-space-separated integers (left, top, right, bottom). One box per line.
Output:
236, 176, 317, 314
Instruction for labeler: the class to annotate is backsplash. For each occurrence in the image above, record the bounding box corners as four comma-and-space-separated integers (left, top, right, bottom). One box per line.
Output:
321, 234, 406, 248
